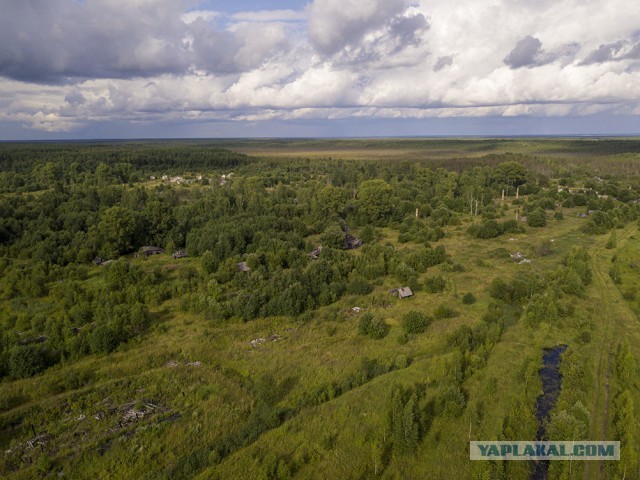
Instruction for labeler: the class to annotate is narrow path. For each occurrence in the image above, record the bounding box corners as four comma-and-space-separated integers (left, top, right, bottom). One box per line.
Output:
583, 224, 637, 480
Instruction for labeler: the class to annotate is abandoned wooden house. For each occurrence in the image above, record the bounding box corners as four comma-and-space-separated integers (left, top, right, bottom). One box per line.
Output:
139, 246, 165, 257
390, 287, 413, 299
172, 250, 188, 259
237, 261, 251, 273
20, 335, 48, 345
344, 234, 363, 250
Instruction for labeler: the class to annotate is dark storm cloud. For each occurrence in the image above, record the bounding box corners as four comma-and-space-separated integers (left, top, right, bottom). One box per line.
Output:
580, 39, 640, 64
504, 35, 544, 68
307, 0, 408, 56
389, 13, 429, 50
628, 42, 640, 60
433, 55, 453, 72
0, 1, 190, 82
504, 35, 578, 69
0, 0, 282, 84
581, 40, 628, 65
64, 90, 86, 106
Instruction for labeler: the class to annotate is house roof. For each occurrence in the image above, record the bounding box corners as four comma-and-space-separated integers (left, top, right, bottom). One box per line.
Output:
391, 287, 413, 298
398, 287, 413, 298
141, 246, 164, 252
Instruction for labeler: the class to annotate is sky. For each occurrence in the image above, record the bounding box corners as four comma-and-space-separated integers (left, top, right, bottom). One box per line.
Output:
1, 0, 640, 140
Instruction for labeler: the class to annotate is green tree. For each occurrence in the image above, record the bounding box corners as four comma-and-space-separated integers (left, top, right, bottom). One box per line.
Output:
357, 179, 394, 225
320, 224, 345, 249
201, 250, 218, 275
315, 186, 345, 220
97, 206, 139, 257
493, 162, 527, 191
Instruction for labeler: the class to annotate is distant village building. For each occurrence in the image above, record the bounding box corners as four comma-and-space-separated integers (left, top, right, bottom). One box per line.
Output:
390, 287, 413, 299
139, 246, 165, 257
20, 335, 48, 345
344, 234, 363, 250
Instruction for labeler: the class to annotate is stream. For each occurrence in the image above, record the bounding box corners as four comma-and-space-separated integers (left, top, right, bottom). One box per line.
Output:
531, 344, 568, 480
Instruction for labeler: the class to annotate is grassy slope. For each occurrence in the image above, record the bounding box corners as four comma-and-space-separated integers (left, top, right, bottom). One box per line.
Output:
2, 167, 640, 477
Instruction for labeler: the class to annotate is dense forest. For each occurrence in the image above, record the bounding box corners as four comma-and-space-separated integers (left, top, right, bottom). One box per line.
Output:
1, 139, 640, 479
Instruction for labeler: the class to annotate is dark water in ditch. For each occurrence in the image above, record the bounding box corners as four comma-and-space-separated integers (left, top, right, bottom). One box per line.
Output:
531, 344, 568, 480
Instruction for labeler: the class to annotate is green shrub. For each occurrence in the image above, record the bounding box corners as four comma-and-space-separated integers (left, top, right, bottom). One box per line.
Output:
425, 275, 446, 293
9, 345, 49, 379
347, 277, 373, 295
462, 292, 476, 304
402, 311, 430, 334
434, 304, 457, 319
90, 325, 119, 354
527, 208, 547, 228
358, 313, 389, 339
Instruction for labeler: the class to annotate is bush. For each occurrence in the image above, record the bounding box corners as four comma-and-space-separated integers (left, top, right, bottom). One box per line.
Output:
347, 277, 373, 295
527, 208, 547, 228
358, 313, 389, 339
402, 311, 430, 334
9, 345, 49, 379
462, 292, 476, 304
433, 304, 457, 319
90, 325, 119, 354
425, 275, 446, 293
